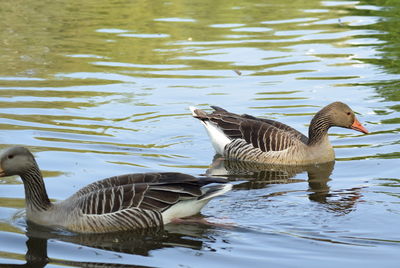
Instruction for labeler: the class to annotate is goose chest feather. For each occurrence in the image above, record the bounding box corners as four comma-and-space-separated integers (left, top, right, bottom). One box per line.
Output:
0, 146, 231, 233
190, 102, 368, 165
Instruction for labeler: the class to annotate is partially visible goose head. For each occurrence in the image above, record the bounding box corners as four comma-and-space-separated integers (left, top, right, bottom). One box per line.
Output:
309, 102, 368, 144
0, 146, 37, 177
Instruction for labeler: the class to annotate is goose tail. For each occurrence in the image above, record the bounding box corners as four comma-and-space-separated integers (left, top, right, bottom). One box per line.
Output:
189, 106, 207, 118
161, 182, 232, 224
199, 183, 232, 201
189, 106, 231, 155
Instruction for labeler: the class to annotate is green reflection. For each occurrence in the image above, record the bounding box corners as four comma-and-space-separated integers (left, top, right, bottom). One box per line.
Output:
350, 0, 400, 104
0, 0, 398, 266
0, 198, 25, 209
0, 0, 351, 79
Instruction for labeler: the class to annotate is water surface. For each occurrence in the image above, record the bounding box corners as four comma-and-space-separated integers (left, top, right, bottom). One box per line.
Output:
0, 0, 399, 267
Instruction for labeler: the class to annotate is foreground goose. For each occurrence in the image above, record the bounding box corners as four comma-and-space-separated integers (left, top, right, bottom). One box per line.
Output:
0, 146, 231, 233
190, 102, 368, 165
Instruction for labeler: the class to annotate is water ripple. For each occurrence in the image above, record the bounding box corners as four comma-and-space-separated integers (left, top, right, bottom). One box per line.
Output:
0, 0, 399, 266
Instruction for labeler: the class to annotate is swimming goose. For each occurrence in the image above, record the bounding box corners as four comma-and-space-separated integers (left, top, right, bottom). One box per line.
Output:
0, 146, 232, 233
190, 102, 368, 165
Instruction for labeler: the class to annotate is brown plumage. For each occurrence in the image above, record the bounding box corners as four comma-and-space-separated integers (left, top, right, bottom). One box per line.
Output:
190, 102, 368, 165
0, 147, 232, 233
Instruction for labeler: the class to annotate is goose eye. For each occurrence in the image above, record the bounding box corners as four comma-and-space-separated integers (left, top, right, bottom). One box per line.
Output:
346, 112, 351, 116
8, 155, 14, 159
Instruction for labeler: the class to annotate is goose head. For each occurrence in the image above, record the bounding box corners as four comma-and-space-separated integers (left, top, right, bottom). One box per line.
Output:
0, 146, 37, 177
318, 102, 369, 134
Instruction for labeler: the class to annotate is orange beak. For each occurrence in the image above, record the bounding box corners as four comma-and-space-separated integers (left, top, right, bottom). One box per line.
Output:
351, 118, 368, 134
0, 167, 5, 177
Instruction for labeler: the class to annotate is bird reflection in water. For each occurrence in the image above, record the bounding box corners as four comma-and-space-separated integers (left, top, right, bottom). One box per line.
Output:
206, 156, 362, 214
1, 220, 212, 268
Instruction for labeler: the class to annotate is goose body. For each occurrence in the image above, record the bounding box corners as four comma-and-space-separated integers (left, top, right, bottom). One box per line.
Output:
190, 102, 368, 165
0, 147, 231, 233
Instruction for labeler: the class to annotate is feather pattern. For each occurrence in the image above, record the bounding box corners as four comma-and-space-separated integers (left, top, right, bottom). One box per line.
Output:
61, 172, 230, 232
197, 106, 306, 152
191, 102, 368, 165
0, 147, 232, 233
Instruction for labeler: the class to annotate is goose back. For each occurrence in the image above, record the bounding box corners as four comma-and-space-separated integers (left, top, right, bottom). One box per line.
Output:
191, 106, 310, 164
49, 172, 228, 233
0, 147, 232, 233
191, 103, 368, 164
7, 169, 230, 233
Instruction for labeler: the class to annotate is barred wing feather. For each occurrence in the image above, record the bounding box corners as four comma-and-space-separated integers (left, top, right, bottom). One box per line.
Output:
74, 173, 225, 215
200, 108, 307, 152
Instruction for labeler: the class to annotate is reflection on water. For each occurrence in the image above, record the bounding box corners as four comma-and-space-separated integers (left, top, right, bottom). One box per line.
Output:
1, 221, 211, 268
0, 0, 399, 266
207, 157, 360, 215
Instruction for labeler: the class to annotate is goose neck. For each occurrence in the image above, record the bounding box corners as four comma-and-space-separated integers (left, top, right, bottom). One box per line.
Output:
308, 112, 332, 145
21, 165, 51, 211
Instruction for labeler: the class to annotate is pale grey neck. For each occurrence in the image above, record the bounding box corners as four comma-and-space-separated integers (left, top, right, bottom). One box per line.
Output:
308, 112, 332, 146
21, 165, 51, 211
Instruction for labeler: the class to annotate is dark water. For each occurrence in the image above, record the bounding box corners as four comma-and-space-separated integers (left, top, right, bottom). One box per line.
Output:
0, 0, 399, 267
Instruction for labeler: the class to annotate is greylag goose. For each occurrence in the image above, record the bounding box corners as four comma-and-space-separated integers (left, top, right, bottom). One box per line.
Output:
0, 146, 232, 233
190, 102, 368, 165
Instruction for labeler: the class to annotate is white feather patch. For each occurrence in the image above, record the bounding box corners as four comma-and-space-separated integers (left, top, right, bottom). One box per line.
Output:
202, 121, 231, 155
190, 106, 231, 154
161, 184, 231, 224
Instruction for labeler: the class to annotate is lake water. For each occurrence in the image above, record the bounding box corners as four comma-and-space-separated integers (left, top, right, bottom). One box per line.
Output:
0, 0, 399, 267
